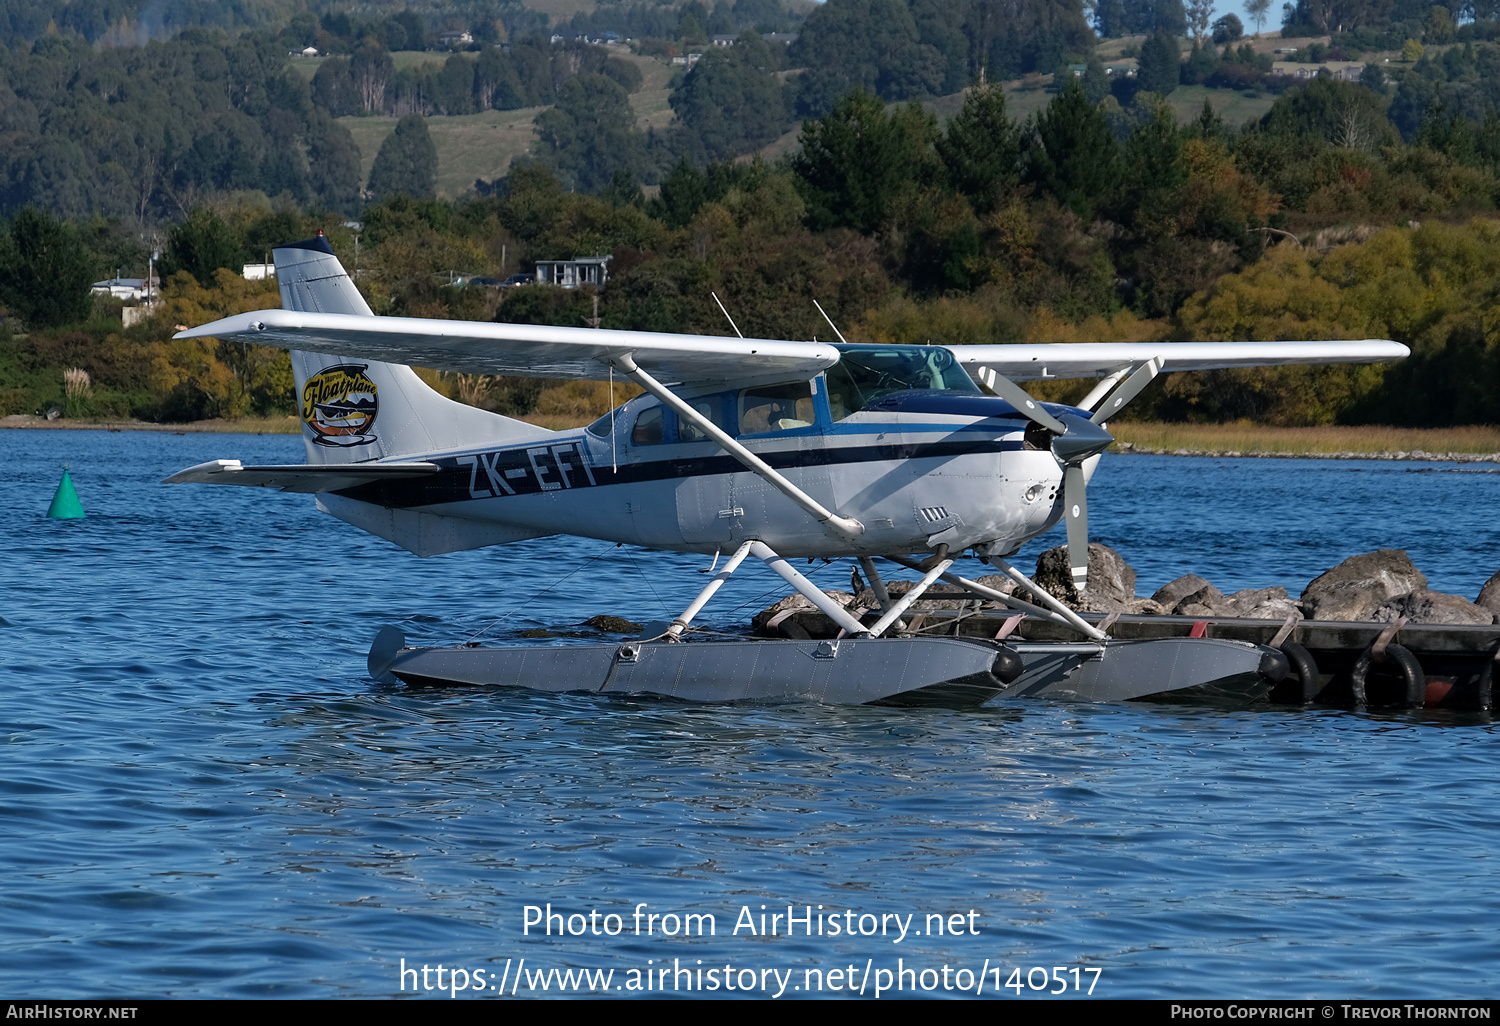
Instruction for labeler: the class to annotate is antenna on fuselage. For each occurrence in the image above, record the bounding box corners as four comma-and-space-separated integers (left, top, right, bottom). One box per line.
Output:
711, 292, 743, 338
813, 299, 848, 344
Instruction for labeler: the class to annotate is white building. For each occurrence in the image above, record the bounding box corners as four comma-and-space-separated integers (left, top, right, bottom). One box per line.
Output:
91, 277, 151, 302
534, 256, 611, 289
242, 263, 276, 281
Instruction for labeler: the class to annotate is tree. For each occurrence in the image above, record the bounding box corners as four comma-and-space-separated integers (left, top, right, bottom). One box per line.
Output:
936, 84, 1022, 210
1137, 31, 1182, 96
0, 207, 94, 328
350, 42, 393, 114
788, 0, 946, 117
1186, 0, 1215, 42
368, 114, 438, 201
1024, 78, 1122, 219
306, 113, 363, 215
1246, 0, 1270, 34
1095, 0, 1128, 36
164, 208, 242, 289
669, 44, 787, 162
532, 75, 646, 194
792, 89, 938, 233
1211, 13, 1243, 42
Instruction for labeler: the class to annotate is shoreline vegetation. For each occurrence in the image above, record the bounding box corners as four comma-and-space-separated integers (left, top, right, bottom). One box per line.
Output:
0, 412, 589, 434
7, 415, 1498, 462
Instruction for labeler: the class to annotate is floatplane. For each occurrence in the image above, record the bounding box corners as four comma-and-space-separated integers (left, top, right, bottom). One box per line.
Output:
167, 235, 1408, 705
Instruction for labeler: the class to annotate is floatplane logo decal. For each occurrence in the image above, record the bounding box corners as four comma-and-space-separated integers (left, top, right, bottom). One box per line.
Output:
301, 364, 378, 446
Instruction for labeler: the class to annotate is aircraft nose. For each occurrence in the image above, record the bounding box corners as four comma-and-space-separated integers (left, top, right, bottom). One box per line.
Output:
1050, 412, 1114, 465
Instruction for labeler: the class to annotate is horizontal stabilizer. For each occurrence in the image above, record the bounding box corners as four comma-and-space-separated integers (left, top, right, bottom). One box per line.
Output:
164, 459, 439, 493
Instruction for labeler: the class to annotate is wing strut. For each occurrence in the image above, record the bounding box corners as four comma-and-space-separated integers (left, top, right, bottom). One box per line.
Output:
609, 353, 864, 541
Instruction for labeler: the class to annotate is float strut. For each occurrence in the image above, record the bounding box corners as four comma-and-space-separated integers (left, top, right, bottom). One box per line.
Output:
749, 541, 869, 637
979, 555, 1109, 641
866, 558, 954, 638
666, 540, 755, 640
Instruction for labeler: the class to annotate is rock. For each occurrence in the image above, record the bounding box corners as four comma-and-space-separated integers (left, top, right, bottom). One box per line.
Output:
855, 575, 1014, 612
1032, 543, 1137, 611
583, 614, 644, 634
1300, 549, 1427, 622
1150, 574, 1225, 615
751, 590, 856, 634
1219, 586, 1303, 621
1402, 590, 1497, 626
1478, 571, 1500, 617
1125, 597, 1167, 615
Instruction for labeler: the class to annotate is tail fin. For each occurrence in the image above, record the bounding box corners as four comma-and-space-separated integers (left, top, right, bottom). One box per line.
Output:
273, 234, 549, 464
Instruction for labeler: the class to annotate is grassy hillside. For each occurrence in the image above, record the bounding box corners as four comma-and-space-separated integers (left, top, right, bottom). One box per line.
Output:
336, 52, 674, 198
340, 107, 545, 198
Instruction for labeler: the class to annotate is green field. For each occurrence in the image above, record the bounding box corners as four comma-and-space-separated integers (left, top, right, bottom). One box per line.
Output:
286, 49, 461, 81
335, 52, 673, 197
340, 107, 546, 198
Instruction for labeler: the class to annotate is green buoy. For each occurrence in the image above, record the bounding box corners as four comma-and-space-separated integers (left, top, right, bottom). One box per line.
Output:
47, 465, 85, 519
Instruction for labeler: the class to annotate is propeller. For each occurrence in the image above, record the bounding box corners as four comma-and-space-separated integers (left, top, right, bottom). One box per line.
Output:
982, 357, 1163, 594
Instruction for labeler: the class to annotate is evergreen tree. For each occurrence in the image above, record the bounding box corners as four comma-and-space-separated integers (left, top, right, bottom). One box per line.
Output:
0, 207, 94, 328
1024, 78, 1122, 219
936, 84, 1022, 211
792, 89, 938, 233
368, 115, 438, 202
1096, 0, 1128, 36
306, 114, 364, 216
1137, 32, 1182, 96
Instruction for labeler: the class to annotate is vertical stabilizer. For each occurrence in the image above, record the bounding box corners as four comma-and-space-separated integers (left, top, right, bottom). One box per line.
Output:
272, 234, 551, 463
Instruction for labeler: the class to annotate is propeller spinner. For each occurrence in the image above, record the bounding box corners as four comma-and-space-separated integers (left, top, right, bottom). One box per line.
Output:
984, 358, 1162, 593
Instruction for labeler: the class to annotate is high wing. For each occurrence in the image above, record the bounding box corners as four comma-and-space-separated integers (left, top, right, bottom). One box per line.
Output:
954, 340, 1409, 381
177, 310, 1406, 389
175, 309, 840, 390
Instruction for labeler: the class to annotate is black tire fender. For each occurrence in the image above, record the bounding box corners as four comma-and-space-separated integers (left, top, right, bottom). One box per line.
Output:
1280, 641, 1321, 704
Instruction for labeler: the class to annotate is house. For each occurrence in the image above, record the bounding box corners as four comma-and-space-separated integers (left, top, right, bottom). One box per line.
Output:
242, 263, 275, 281
711, 35, 737, 47
671, 52, 703, 67
439, 30, 473, 47
534, 256, 611, 290
90, 277, 151, 302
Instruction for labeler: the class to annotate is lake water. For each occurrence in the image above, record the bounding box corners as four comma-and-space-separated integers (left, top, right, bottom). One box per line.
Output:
3, 429, 1498, 999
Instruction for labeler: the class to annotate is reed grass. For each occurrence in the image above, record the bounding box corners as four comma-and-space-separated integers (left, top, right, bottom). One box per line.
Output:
1110, 421, 1500, 456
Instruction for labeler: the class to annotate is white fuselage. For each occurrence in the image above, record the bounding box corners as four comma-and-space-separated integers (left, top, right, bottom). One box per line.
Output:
325, 383, 1081, 559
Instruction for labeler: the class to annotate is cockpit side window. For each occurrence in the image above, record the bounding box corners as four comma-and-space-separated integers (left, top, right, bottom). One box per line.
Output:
631, 406, 664, 445
826, 345, 980, 420
677, 394, 734, 442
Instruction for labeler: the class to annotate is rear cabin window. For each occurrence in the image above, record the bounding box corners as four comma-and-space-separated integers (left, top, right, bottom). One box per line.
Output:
737, 382, 815, 436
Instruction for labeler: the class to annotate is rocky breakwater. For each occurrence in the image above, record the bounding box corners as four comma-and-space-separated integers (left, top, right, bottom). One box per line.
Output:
752, 547, 1500, 634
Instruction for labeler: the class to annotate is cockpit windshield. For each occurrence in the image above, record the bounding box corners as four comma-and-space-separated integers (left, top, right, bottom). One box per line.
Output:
826, 344, 980, 420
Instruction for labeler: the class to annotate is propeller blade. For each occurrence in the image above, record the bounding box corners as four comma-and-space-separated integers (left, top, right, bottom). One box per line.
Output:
1064, 463, 1089, 594
975, 367, 1067, 434
1090, 357, 1163, 425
